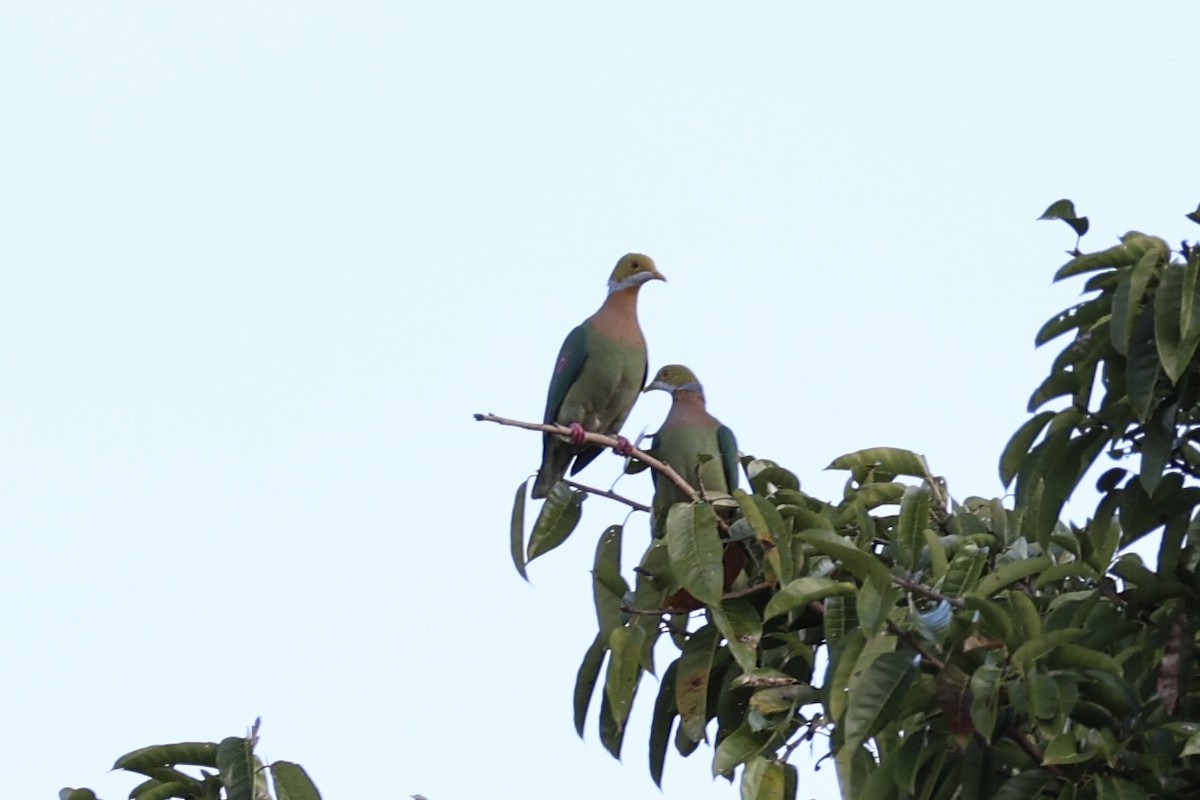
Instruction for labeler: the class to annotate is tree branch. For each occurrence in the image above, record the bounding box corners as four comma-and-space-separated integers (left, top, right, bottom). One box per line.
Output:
474, 412, 703, 504
561, 479, 650, 513
892, 576, 965, 608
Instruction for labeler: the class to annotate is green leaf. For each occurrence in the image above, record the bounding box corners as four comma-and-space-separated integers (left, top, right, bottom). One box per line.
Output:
666, 503, 724, 607
1035, 297, 1109, 346
510, 478, 529, 580
114, 743, 220, 772
592, 525, 626, 641
604, 625, 646, 733
526, 481, 585, 562
970, 663, 1003, 741
709, 600, 762, 673
1012, 628, 1083, 673
972, 555, 1052, 598
676, 624, 720, 743
1039, 199, 1089, 237
740, 756, 788, 800
270, 762, 322, 800
763, 576, 856, 620
1041, 734, 1094, 766
734, 489, 786, 584
827, 628, 867, 723
940, 546, 986, 597
713, 723, 771, 778
828, 447, 928, 478
962, 595, 1013, 643
574, 633, 606, 737
842, 649, 915, 751
999, 412, 1055, 487
1127, 305, 1161, 421
1155, 264, 1195, 383
1188, 204, 1200, 226
1093, 777, 1150, 800
796, 529, 891, 588
856, 574, 903, 637
1046, 644, 1122, 676
599, 688, 627, 759
994, 768, 1057, 800
823, 594, 856, 646
894, 484, 931, 569
1184, 248, 1200, 339
216, 737, 255, 800
649, 662, 678, 787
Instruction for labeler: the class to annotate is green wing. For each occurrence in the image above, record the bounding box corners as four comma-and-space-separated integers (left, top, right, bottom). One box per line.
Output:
544, 325, 588, 425
717, 424, 739, 492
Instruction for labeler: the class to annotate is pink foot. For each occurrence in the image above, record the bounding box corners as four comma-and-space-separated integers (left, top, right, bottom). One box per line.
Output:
568, 422, 587, 445
614, 435, 634, 457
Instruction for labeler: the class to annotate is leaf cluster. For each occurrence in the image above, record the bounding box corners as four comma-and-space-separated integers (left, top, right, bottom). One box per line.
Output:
59, 722, 321, 800
506, 203, 1200, 800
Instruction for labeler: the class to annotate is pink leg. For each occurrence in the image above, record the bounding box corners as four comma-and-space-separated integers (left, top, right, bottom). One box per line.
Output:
613, 435, 634, 457
568, 422, 587, 445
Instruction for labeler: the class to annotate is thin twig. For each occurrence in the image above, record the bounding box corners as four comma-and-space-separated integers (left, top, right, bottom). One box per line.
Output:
1007, 725, 1064, 779
892, 576, 965, 608
886, 620, 945, 671
474, 412, 702, 503
561, 479, 651, 513
622, 604, 694, 616
722, 581, 774, 601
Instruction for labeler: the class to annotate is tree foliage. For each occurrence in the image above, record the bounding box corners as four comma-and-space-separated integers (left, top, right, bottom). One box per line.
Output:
504, 203, 1200, 799
59, 721, 322, 800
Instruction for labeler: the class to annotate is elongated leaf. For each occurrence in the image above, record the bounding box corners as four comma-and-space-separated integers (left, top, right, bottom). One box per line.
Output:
994, 768, 1057, 800
574, 634, 606, 737
963, 595, 1013, 643
1155, 263, 1191, 383
827, 628, 867, 722
599, 690, 626, 759
856, 574, 903, 637
666, 503, 723, 607
649, 662, 678, 787
605, 625, 646, 732
970, 663, 1003, 741
1012, 628, 1083, 672
763, 576, 855, 620
941, 546, 986, 597
823, 594, 856, 646
1183, 249, 1200, 338
1035, 297, 1108, 346
1127, 306, 1160, 421
1047, 643, 1122, 676
999, 412, 1055, 487
114, 743, 220, 772
734, 490, 785, 583
972, 556, 1052, 598
676, 624, 720, 743
1094, 777, 1150, 800
843, 650, 915, 751
740, 756, 787, 800
592, 525, 626, 641
709, 599, 762, 673
270, 762, 322, 800
828, 447, 927, 478
894, 484, 931, 569
510, 478, 529, 579
133, 782, 192, 800
712, 721, 771, 777
216, 737, 254, 800
796, 529, 891, 588
527, 482, 585, 562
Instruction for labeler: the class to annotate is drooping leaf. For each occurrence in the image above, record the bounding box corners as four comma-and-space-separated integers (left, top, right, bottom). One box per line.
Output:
1012, 628, 1083, 673
1127, 305, 1161, 422
649, 662, 678, 787
740, 756, 788, 800
1035, 297, 1109, 346
842, 649, 916, 751
712, 722, 771, 777
574, 634, 606, 737
855, 574, 903, 637
822, 594, 857, 646
734, 489, 786, 583
894, 484, 931, 569
826, 628, 867, 723
510, 478, 529, 580
599, 688, 627, 759
270, 762, 322, 800
604, 625, 646, 733
526, 481, 585, 562
665, 503, 724, 607
709, 599, 762, 673
216, 737, 255, 800
592, 525, 627, 641
1093, 776, 1151, 800
970, 663, 1003, 741
796, 529, 891, 588
676, 624, 720, 743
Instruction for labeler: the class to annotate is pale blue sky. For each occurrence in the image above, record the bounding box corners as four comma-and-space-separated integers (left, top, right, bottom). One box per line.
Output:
3, 3, 1198, 799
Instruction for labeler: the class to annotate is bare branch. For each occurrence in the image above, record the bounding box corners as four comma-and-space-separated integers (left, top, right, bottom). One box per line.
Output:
561, 479, 651, 513
474, 412, 703, 504
891, 576, 965, 609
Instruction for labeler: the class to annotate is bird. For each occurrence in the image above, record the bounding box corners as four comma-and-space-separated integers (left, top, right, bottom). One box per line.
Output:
532, 253, 666, 499
641, 364, 739, 536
